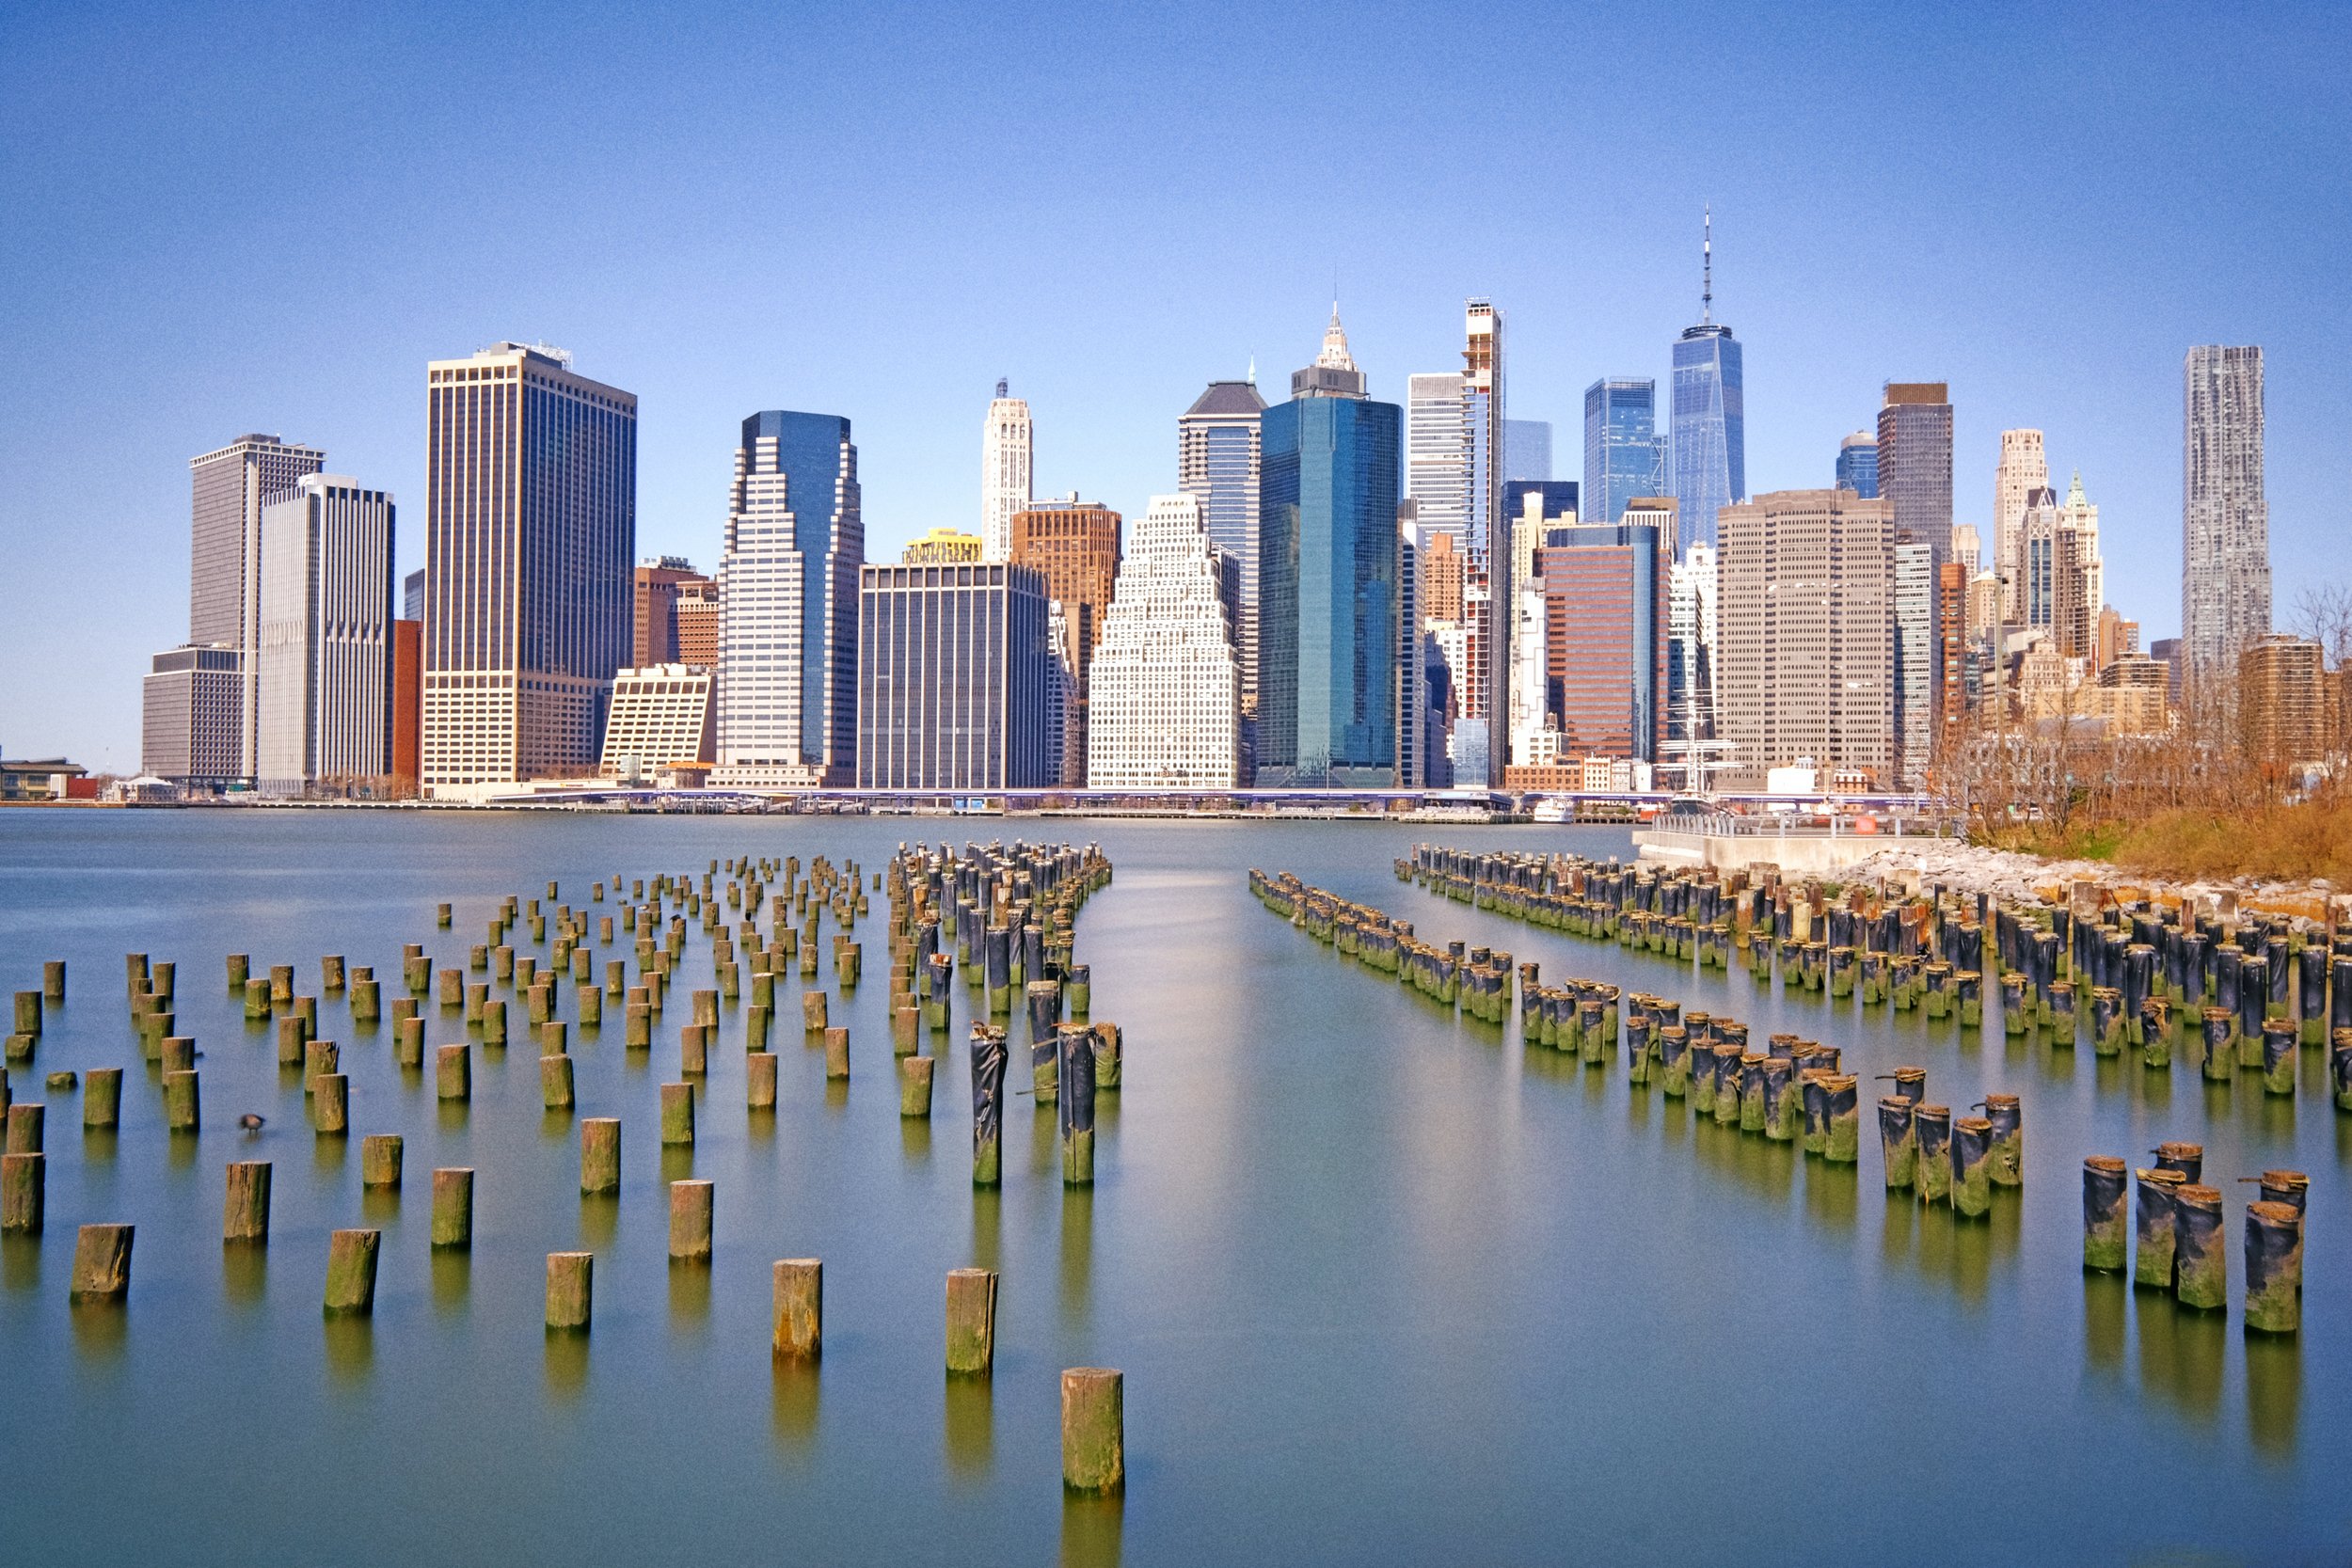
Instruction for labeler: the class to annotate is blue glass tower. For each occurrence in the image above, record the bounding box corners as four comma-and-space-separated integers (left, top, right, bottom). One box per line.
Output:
1257, 311, 1401, 787
1669, 213, 1745, 554
1836, 433, 1879, 498
1582, 379, 1666, 530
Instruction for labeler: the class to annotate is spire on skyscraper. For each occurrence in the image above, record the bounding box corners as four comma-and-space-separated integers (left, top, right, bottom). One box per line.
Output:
1316, 303, 1358, 373
995, 376, 1008, 399
1701, 205, 1713, 325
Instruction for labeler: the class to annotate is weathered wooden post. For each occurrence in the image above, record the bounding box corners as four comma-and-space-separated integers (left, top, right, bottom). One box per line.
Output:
946, 1266, 997, 1374
660, 1082, 695, 1146
69, 1224, 134, 1303
772, 1258, 821, 1359
541, 1053, 575, 1110
1061, 1369, 1124, 1494
823, 1026, 850, 1081
81, 1065, 120, 1130
546, 1252, 593, 1331
0, 1150, 40, 1233
1951, 1117, 1994, 1218
163, 1069, 200, 1132
900, 1054, 934, 1117
580, 1118, 621, 1195
311, 1072, 349, 1135
323, 1228, 381, 1315
2081, 1156, 2128, 1271
437, 1043, 471, 1101
2134, 1166, 2185, 1290
361, 1134, 404, 1189
223, 1160, 271, 1243
1060, 1024, 1097, 1185
1983, 1093, 2022, 1187
668, 1180, 713, 1262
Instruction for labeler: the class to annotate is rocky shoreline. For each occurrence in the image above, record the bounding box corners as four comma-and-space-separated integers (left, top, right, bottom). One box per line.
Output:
1841, 840, 2342, 924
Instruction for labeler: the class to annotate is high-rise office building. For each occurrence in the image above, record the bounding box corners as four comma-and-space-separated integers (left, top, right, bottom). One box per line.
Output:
674, 579, 719, 668
1893, 540, 1937, 784
1179, 375, 1266, 753
2239, 635, 2328, 764
981, 381, 1033, 563
1405, 372, 1470, 545
1465, 302, 1507, 755
1993, 429, 2047, 623
421, 343, 635, 797
1502, 419, 1552, 483
2183, 345, 2269, 673
1670, 213, 1745, 553
403, 569, 425, 623
256, 475, 394, 796
1086, 494, 1241, 788
1937, 560, 1968, 733
1010, 497, 1121, 784
1716, 488, 1896, 781
1950, 524, 1981, 574
1537, 521, 1666, 761
855, 562, 1057, 791
1836, 432, 1879, 499
1665, 541, 1719, 774
633, 557, 711, 668
189, 433, 326, 781
141, 645, 243, 787
2054, 473, 2103, 660
1397, 508, 1426, 788
597, 664, 716, 779
713, 410, 863, 788
1877, 382, 1953, 557
1257, 309, 1401, 788
1583, 379, 1666, 531
390, 618, 421, 797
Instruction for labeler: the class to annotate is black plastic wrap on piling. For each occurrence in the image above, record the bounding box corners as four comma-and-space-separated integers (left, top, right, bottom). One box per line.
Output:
1877, 1097, 1916, 1189
2081, 1156, 2129, 1272
1059, 1025, 1097, 1140
2154, 1141, 2203, 1183
2133, 1167, 2185, 1290
970, 1027, 1008, 1176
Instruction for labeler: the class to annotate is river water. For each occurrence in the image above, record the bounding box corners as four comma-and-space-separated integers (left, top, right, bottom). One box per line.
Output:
0, 811, 2340, 1565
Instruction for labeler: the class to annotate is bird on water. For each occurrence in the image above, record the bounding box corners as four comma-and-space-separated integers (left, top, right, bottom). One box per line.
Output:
239, 1113, 264, 1133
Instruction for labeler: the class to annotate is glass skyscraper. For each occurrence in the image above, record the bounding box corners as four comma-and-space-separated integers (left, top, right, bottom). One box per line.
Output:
1177, 377, 1265, 740
1836, 432, 1879, 499
1257, 310, 1401, 787
1582, 379, 1666, 531
1668, 216, 1745, 554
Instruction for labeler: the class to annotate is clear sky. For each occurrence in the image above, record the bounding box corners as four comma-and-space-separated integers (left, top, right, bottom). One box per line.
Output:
3, 0, 2344, 771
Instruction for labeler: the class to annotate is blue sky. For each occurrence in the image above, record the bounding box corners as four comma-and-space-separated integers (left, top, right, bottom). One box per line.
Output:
3, 0, 2344, 770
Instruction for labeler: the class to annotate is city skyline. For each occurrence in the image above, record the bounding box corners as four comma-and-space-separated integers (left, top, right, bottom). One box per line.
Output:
5, 3, 2347, 768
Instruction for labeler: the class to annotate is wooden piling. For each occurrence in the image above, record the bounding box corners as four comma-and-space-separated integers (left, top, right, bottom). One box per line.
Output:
660, 1082, 695, 1146
2134, 1166, 2185, 1289
396, 1015, 424, 1069
361, 1134, 404, 1189
69, 1223, 134, 1302
771, 1258, 821, 1359
163, 1069, 200, 1132
580, 1118, 621, 1194
437, 1043, 471, 1101
311, 1073, 348, 1135
803, 991, 828, 1032
546, 1251, 592, 1331
1061, 1369, 1124, 1494
2172, 1184, 2226, 1310
667, 1179, 714, 1262
432, 1167, 474, 1247
541, 1053, 575, 1109
2244, 1201, 2304, 1334
42, 960, 65, 1002
824, 1026, 850, 1081
0, 1151, 41, 1233
223, 1160, 271, 1243
747, 1049, 778, 1109
83, 1065, 120, 1129
945, 1266, 998, 1374
323, 1228, 380, 1315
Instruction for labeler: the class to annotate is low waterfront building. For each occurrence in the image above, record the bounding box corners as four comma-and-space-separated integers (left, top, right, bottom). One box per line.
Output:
597, 664, 716, 783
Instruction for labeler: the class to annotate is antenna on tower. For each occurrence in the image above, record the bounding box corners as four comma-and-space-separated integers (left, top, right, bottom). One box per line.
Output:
995, 377, 1008, 399
1701, 206, 1713, 325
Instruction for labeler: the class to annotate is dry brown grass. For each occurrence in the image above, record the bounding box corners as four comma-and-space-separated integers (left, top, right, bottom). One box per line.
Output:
1988, 798, 2352, 885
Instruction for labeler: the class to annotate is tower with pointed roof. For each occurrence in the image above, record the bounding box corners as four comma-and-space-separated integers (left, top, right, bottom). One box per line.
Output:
1670, 209, 1745, 555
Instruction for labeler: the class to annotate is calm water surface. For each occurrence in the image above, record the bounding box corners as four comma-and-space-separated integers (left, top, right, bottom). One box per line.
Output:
0, 811, 2343, 1565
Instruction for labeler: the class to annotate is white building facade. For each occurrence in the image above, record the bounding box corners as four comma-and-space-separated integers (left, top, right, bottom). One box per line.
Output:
1084, 494, 1240, 788
255, 474, 395, 796
981, 382, 1033, 564
599, 664, 715, 780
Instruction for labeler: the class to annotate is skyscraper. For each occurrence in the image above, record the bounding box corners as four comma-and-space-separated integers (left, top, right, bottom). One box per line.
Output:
421, 343, 636, 797
189, 433, 326, 782
981, 380, 1033, 563
1993, 428, 2047, 623
1669, 212, 1745, 553
1836, 433, 1878, 499
1178, 375, 1265, 754
1257, 309, 1401, 788
633, 556, 711, 668
1716, 489, 1896, 781
1665, 541, 1719, 778
1009, 497, 1122, 784
2183, 345, 2269, 673
856, 562, 1057, 790
256, 475, 395, 796
1086, 494, 1241, 788
1464, 300, 1509, 769
1893, 539, 1936, 784
1537, 521, 1666, 761
1876, 382, 1953, 557
1405, 372, 1470, 544
1582, 379, 1666, 531
141, 645, 243, 787
1502, 419, 1552, 483
713, 410, 863, 788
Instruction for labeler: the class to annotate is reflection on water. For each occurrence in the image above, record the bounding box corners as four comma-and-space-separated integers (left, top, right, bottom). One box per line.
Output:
1061, 1186, 1094, 1328
2083, 1272, 2126, 1380
667, 1257, 711, 1328
2, 1231, 41, 1296
68, 1299, 127, 1366
1059, 1493, 1123, 1568
310, 1134, 346, 1176
900, 1114, 932, 1164
580, 1194, 620, 1252
2244, 1332, 2301, 1460
429, 1248, 469, 1315
1878, 1190, 2020, 1307
771, 1358, 819, 1457
943, 1374, 993, 1481
1802, 1160, 1859, 1235
2136, 1289, 2223, 1427
544, 1328, 589, 1401
970, 1189, 1001, 1275
322, 1315, 373, 1385
222, 1242, 267, 1309
80, 1127, 117, 1165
